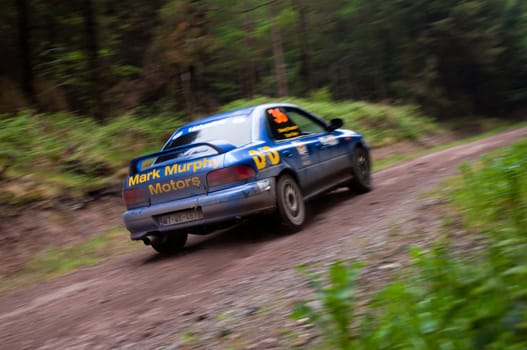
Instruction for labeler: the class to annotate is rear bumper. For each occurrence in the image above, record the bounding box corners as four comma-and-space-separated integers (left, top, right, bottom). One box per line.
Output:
123, 178, 276, 240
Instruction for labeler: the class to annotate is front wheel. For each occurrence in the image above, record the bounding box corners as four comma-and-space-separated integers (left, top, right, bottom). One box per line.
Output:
276, 175, 306, 231
349, 146, 372, 193
151, 231, 188, 255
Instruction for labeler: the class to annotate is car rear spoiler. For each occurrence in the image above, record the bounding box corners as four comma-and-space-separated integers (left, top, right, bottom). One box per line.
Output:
129, 142, 235, 175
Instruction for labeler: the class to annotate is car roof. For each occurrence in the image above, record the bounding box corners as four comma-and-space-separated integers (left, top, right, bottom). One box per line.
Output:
183, 106, 256, 128
182, 103, 301, 127
169, 103, 304, 143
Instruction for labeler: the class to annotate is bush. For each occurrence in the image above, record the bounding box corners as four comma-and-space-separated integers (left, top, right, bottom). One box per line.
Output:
293, 140, 527, 349
0, 110, 185, 203
292, 261, 363, 349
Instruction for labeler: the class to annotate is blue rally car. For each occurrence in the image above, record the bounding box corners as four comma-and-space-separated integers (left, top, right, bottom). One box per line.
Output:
122, 103, 371, 254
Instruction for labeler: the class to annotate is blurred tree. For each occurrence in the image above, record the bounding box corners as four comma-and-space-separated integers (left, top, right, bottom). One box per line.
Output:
1, 0, 527, 117
241, 0, 256, 98
81, 0, 102, 119
153, 0, 217, 114
270, 0, 288, 97
15, 0, 35, 105
291, 0, 313, 95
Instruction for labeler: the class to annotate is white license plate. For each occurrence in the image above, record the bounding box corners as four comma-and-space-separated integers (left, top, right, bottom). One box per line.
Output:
160, 209, 203, 225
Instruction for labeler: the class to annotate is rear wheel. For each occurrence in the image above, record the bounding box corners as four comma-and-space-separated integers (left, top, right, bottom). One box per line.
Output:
276, 175, 306, 231
349, 146, 372, 193
151, 231, 188, 255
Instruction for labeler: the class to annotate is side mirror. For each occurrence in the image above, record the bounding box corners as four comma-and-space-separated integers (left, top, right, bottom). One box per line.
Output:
328, 118, 343, 131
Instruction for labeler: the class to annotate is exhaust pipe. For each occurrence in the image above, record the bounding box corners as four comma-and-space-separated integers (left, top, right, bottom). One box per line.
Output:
143, 232, 161, 246
143, 235, 156, 246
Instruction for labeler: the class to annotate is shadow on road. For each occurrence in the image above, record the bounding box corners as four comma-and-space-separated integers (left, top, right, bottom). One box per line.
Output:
141, 187, 358, 265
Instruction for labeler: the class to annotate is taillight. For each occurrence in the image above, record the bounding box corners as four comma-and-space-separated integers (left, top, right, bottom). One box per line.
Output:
122, 187, 147, 207
207, 165, 256, 188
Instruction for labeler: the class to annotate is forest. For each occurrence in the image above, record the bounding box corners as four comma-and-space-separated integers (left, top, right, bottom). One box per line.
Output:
2, 0, 527, 120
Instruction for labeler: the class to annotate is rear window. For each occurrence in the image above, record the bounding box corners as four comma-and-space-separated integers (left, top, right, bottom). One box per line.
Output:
164, 115, 252, 149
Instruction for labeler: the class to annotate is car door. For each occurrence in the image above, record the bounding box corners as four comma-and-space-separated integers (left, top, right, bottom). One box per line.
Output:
263, 106, 328, 195
283, 107, 351, 185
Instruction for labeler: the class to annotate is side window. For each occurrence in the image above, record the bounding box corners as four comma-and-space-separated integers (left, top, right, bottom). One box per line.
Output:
266, 107, 327, 140
266, 107, 301, 140
284, 108, 326, 134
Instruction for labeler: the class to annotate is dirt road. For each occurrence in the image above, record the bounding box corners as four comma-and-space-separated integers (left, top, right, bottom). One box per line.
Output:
0, 127, 525, 350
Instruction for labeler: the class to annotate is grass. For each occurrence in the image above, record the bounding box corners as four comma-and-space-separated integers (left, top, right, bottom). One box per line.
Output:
292, 139, 527, 349
0, 111, 185, 206
0, 227, 137, 293
373, 120, 527, 171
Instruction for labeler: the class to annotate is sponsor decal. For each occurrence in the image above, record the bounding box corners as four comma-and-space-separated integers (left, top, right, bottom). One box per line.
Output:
249, 146, 281, 170
128, 157, 221, 187
128, 168, 161, 186
277, 125, 299, 134
148, 176, 201, 195
292, 141, 312, 166
283, 131, 300, 138
318, 135, 339, 146
292, 141, 308, 156
277, 125, 300, 138
164, 157, 221, 176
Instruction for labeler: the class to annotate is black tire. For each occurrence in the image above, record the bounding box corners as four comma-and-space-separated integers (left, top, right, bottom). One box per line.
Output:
276, 175, 306, 231
349, 146, 372, 193
151, 231, 188, 255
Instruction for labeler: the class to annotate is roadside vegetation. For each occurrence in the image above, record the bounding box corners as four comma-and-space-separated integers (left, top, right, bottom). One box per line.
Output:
3, 96, 523, 208
292, 139, 527, 349
0, 98, 442, 207
0, 111, 182, 206
0, 227, 134, 293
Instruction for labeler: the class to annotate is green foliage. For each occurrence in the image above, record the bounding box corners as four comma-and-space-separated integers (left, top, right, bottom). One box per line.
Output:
309, 87, 333, 103
0, 110, 185, 203
26, 227, 133, 276
0, 227, 136, 292
293, 139, 527, 349
222, 97, 439, 147
292, 261, 363, 349
454, 141, 527, 233
359, 242, 527, 350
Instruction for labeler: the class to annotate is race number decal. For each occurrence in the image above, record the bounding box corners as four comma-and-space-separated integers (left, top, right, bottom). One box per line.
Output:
249, 147, 280, 170
267, 108, 289, 124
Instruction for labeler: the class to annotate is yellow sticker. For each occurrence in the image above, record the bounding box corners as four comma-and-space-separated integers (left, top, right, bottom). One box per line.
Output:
249, 147, 281, 170
148, 176, 201, 195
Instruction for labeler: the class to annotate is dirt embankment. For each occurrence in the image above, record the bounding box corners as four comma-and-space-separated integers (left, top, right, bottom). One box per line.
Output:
0, 127, 525, 349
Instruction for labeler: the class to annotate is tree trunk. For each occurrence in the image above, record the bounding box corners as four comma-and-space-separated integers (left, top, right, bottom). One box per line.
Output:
292, 0, 313, 95
16, 0, 35, 105
270, 1, 288, 97
242, 0, 256, 98
82, 0, 103, 120
181, 67, 195, 116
